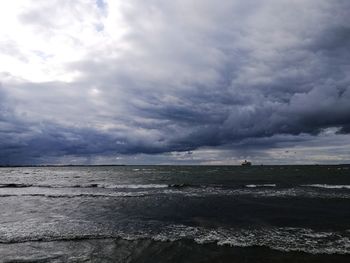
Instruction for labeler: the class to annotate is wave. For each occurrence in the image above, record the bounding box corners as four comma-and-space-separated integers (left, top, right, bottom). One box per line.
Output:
132, 168, 157, 172
302, 184, 350, 190
0, 183, 182, 189
0, 182, 199, 191
245, 184, 276, 188
71, 183, 193, 189
79, 183, 196, 189
168, 183, 194, 188
1, 187, 350, 200
97, 184, 169, 189
0, 222, 349, 255
0, 183, 33, 188
2, 182, 350, 192
0, 192, 149, 198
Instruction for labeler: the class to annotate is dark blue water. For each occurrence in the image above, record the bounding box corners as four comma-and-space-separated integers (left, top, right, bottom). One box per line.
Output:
0, 165, 349, 262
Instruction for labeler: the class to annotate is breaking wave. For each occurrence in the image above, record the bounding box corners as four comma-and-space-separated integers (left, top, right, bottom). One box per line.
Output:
0, 183, 193, 189
0, 221, 349, 255
0, 183, 33, 188
302, 184, 350, 190
1, 186, 350, 199
245, 184, 276, 188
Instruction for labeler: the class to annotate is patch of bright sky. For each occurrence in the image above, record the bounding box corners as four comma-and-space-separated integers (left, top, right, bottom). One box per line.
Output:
0, 0, 128, 82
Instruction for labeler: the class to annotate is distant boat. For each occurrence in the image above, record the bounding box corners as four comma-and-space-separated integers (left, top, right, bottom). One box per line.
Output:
241, 160, 252, 166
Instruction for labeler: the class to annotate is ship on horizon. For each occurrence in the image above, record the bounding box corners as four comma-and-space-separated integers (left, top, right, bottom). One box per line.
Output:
241, 160, 252, 166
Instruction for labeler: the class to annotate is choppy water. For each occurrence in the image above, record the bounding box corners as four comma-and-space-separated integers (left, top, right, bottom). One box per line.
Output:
0, 165, 349, 262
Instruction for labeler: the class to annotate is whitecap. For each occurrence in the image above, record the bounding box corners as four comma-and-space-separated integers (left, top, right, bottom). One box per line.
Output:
302, 184, 350, 190
245, 184, 276, 188
99, 184, 169, 189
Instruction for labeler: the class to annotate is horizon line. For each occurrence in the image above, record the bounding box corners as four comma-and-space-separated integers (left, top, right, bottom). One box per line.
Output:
1, 164, 350, 168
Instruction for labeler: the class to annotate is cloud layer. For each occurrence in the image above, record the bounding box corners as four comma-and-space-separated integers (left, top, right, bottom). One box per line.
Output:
0, 0, 350, 164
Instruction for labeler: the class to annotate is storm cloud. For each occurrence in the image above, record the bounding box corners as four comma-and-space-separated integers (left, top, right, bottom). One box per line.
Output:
0, 0, 350, 164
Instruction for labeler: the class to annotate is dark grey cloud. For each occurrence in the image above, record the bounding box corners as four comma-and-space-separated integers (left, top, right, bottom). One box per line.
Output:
0, 0, 350, 164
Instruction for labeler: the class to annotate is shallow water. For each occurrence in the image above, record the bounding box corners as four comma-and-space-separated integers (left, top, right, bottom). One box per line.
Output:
0, 165, 349, 262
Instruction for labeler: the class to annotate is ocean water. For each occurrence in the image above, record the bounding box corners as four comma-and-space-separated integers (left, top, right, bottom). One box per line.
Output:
0, 165, 349, 262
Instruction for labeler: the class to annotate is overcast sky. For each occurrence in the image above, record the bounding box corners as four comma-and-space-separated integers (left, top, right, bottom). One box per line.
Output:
0, 0, 350, 165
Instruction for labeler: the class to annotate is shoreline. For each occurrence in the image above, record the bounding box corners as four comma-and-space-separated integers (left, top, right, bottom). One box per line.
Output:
1, 238, 349, 263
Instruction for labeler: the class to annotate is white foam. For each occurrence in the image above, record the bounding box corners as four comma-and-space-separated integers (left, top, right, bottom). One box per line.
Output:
0, 191, 149, 199
136, 225, 350, 255
302, 184, 350, 190
245, 184, 276, 188
163, 225, 350, 255
34, 183, 170, 189
1, 220, 349, 255
100, 184, 169, 189
2, 185, 350, 199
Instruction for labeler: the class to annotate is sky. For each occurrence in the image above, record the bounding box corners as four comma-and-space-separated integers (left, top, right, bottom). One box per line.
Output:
0, 0, 350, 165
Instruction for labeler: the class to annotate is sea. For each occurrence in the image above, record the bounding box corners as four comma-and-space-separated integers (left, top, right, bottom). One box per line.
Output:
0, 165, 349, 262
